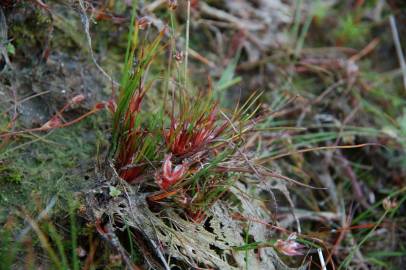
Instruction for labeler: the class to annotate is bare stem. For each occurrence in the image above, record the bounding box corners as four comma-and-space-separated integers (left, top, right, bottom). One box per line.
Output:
389, 15, 406, 93
184, 0, 191, 88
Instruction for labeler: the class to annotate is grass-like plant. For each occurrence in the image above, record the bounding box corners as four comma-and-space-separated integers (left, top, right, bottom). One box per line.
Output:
107, 15, 260, 221
108, 17, 165, 182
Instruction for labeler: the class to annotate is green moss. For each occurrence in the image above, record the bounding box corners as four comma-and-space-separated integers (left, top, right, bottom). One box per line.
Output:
334, 15, 369, 46
0, 114, 109, 209
0, 165, 23, 184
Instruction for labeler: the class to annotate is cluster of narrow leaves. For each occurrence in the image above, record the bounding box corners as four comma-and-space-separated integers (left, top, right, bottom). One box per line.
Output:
109, 18, 165, 182
108, 19, 259, 220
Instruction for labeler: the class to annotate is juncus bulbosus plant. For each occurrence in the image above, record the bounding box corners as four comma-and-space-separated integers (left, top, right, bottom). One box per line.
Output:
108, 17, 260, 222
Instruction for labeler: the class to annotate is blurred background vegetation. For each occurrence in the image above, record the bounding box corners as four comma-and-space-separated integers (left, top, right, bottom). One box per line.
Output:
0, 0, 405, 269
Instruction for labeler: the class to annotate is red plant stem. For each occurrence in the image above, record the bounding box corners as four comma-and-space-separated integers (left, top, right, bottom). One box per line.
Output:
148, 189, 180, 201
0, 107, 102, 138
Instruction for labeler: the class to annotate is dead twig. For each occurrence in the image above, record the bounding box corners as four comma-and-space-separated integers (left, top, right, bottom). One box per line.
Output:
255, 143, 380, 164
17, 208, 63, 269
389, 15, 406, 92
82, 238, 99, 270
0, 7, 12, 72
78, 0, 118, 86
198, 2, 264, 31
143, 0, 166, 13
95, 221, 141, 270
17, 196, 57, 241
335, 151, 370, 209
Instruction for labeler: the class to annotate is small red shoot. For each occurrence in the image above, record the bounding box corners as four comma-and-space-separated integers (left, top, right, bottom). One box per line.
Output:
40, 116, 61, 130
156, 154, 188, 190
71, 94, 86, 104
164, 105, 227, 157
274, 234, 305, 256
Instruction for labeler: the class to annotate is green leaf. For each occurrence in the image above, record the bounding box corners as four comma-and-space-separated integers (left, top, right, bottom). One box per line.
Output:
109, 186, 122, 197
6, 43, 15, 55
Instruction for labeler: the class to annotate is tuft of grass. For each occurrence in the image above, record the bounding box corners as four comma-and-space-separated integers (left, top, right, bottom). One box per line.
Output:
109, 17, 165, 182
104, 10, 263, 223
334, 15, 368, 46
0, 164, 23, 184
